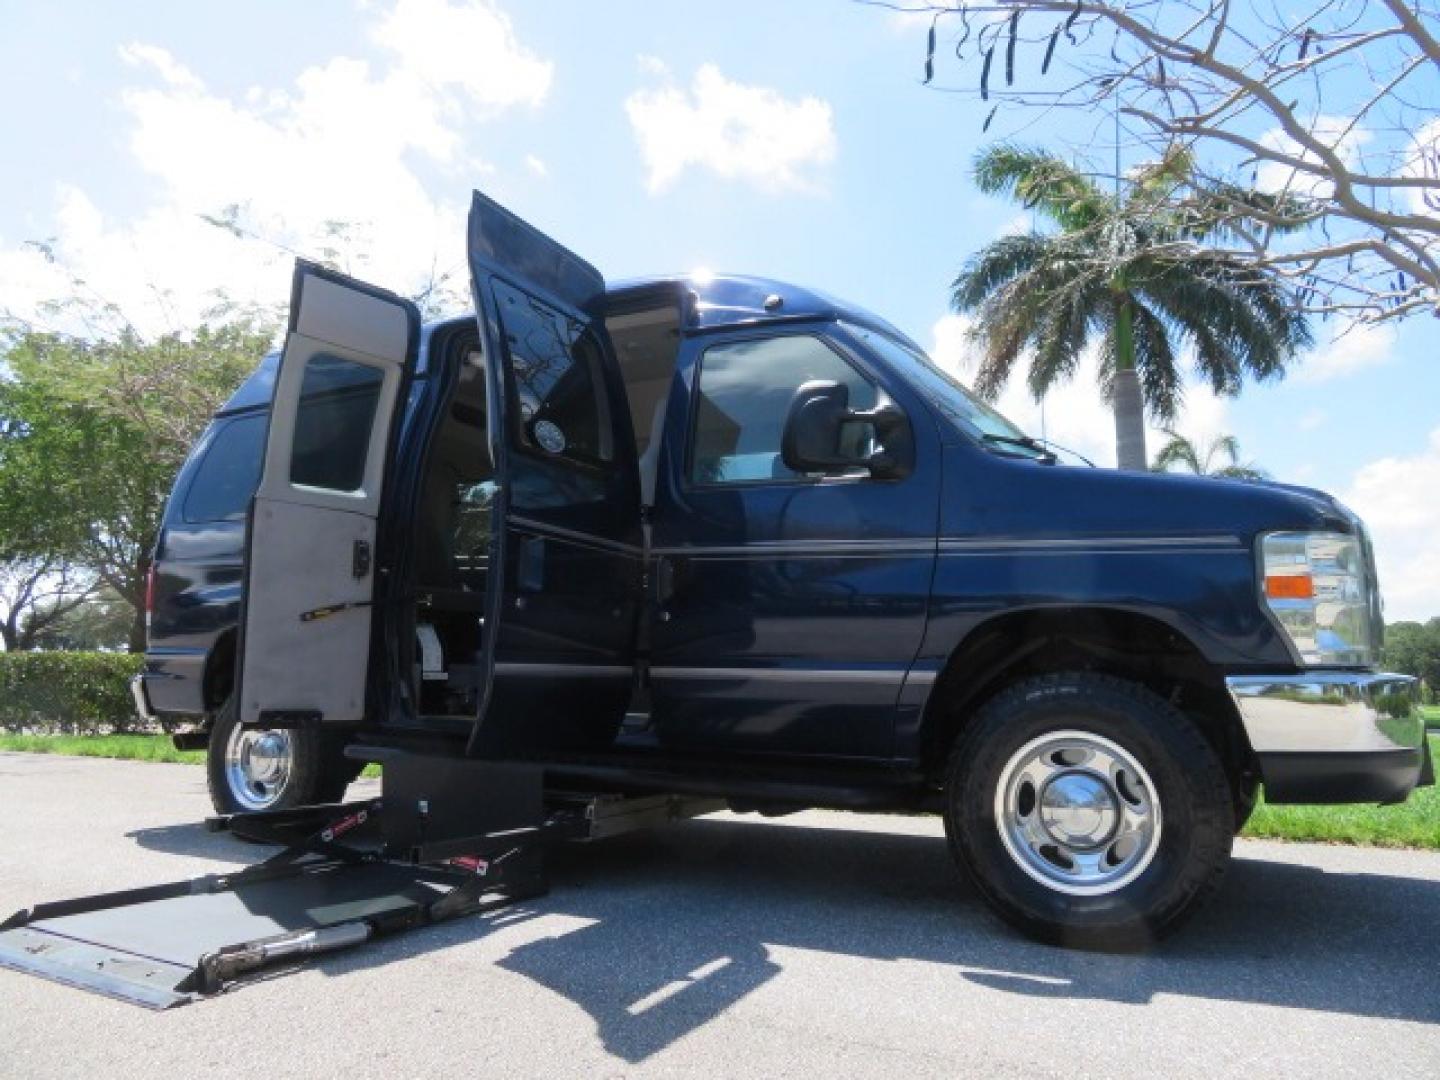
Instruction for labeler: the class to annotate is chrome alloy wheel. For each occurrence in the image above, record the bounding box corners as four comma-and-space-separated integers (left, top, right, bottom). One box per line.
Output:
993, 730, 1162, 896
223, 723, 295, 811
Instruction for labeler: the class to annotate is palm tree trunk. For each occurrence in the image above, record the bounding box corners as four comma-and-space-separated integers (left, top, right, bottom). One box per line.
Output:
1112, 298, 1147, 471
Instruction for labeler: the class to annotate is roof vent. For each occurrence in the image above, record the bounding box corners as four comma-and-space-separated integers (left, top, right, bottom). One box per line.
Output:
763, 293, 784, 312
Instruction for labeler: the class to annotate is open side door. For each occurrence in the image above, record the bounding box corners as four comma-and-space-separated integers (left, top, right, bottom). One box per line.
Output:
238, 263, 419, 728
465, 191, 641, 754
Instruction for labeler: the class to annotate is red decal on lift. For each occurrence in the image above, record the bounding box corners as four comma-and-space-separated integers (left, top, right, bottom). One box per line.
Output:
321, 810, 367, 843
448, 855, 490, 876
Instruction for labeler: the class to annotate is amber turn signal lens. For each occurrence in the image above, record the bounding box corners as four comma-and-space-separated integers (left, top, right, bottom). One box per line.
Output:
1265, 574, 1314, 600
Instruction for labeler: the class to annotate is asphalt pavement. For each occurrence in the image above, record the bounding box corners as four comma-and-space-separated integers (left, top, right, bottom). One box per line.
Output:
0, 751, 1437, 1079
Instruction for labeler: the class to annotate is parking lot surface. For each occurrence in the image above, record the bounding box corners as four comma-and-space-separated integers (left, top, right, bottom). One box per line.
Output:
1, 751, 1437, 1079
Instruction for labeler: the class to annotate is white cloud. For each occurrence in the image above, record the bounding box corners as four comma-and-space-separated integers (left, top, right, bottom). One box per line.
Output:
0, 1, 549, 337
1341, 428, 1440, 620
118, 42, 202, 90
1296, 321, 1396, 383
1255, 115, 1372, 199
625, 63, 836, 194
1297, 408, 1328, 431
1404, 117, 1440, 216
995, 213, 1031, 238
926, 314, 1231, 469
524, 154, 549, 178
886, 9, 939, 33
369, 0, 551, 111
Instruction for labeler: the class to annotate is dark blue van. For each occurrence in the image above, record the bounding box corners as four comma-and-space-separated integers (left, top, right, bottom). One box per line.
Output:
132, 191, 1429, 947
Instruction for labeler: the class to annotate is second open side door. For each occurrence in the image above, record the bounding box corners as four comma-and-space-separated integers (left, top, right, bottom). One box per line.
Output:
465, 191, 642, 753
238, 263, 419, 728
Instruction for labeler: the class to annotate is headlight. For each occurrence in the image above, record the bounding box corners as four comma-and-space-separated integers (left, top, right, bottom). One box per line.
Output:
1260, 531, 1376, 666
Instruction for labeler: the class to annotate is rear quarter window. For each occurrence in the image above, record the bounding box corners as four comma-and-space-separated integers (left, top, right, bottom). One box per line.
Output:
181, 414, 267, 523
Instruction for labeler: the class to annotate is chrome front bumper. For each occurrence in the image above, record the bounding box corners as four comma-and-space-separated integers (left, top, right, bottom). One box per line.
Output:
1226, 672, 1430, 803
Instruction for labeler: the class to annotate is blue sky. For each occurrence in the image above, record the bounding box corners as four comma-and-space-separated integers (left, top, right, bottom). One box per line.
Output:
1, 0, 1437, 618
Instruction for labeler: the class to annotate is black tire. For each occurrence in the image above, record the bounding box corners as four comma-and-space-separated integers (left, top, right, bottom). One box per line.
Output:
943, 672, 1234, 950
206, 695, 356, 816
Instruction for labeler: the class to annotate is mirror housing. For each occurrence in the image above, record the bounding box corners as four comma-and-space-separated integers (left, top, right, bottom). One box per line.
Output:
781, 380, 911, 479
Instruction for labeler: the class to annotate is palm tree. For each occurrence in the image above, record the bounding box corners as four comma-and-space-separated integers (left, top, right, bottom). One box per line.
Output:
1151, 430, 1267, 480
951, 145, 1312, 470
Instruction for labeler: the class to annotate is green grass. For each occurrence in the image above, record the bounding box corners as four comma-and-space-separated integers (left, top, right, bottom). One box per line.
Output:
1421, 704, 1439, 730
0, 733, 206, 763
0, 733, 381, 777
1, 733, 1434, 848
1241, 735, 1440, 850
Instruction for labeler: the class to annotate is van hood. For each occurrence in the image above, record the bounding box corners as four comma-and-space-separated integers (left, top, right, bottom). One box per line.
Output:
953, 450, 1358, 542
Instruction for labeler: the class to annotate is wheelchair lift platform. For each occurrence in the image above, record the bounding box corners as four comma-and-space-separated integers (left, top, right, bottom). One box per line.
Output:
0, 750, 722, 1009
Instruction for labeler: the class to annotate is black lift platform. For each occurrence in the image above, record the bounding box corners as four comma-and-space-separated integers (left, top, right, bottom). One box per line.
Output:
0, 751, 721, 1009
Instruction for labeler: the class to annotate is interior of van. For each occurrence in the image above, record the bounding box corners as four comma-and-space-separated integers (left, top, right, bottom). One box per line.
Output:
404, 299, 684, 724
607, 302, 682, 504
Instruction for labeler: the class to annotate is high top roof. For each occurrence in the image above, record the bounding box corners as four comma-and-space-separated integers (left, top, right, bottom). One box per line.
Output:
220, 273, 925, 415
606, 272, 920, 347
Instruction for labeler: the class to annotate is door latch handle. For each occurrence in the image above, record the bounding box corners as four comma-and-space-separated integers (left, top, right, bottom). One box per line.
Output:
301, 601, 372, 623
352, 539, 372, 579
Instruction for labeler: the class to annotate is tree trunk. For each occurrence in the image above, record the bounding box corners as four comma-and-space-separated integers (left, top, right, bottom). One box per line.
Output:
1112, 298, 1148, 471
127, 604, 147, 654
1112, 369, 1147, 470
126, 553, 150, 654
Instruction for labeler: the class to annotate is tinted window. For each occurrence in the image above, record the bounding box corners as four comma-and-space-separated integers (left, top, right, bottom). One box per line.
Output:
493, 281, 612, 468
691, 334, 877, 485
182, 415, 266, 522
842, 323, 1046, 459
289, 354, 384, 492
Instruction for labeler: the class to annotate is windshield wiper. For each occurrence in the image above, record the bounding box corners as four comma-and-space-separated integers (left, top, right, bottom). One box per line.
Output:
1036, 437, 1096, 468
980, 433, 1057, 464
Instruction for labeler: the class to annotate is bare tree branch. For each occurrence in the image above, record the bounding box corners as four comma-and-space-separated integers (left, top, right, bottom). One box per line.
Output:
0, 558, 98, 651
880, 0, 1440, 322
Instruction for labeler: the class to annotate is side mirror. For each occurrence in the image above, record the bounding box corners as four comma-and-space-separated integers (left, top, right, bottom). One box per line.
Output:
781, 380, 911, 479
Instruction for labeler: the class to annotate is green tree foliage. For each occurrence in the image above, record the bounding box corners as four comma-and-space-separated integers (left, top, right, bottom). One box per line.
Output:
1383, 619, 1440, 691
0, 320, 274, 650
952, 145, 1312, 469
1151, 430, 1267, 480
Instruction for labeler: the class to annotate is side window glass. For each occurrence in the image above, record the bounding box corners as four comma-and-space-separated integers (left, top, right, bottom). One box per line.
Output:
289, 354, 385, 493
691, 334, 877, 485
493, 280, 613, 468
182, 415, 266, 522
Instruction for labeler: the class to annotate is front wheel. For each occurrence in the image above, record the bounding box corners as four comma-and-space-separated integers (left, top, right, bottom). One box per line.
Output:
206, 695, 359, 816
944, 673, 1235, 949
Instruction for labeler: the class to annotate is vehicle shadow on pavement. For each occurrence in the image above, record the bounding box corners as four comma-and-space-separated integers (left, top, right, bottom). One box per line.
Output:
126, 822, 264, 863
128, 815, 1439, 1060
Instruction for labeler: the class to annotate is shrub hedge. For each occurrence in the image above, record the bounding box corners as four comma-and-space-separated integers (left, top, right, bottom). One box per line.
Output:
0, 652, 147, 734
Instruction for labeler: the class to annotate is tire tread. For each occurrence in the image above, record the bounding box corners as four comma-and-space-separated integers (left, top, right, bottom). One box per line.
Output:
944, 671, 1234, 949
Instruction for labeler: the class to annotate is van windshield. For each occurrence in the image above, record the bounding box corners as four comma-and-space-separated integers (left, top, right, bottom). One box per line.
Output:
841, 323, 1052, 462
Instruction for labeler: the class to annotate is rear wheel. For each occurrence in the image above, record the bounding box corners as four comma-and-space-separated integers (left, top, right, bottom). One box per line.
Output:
206, 695, 358, 816
944, 673, 1234, 949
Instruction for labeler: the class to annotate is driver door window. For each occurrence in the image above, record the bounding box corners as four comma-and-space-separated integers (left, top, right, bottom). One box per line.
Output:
690, 334, 877, 485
